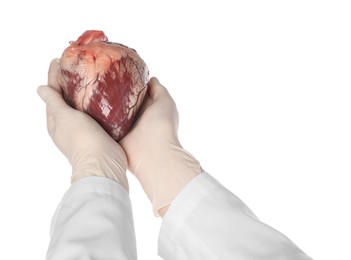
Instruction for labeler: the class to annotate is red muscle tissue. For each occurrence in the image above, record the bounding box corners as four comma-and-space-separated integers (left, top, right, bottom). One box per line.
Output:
58, 30, 149, 141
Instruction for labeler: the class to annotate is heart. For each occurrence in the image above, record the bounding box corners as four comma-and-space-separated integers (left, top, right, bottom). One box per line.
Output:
58, 30, 149, 141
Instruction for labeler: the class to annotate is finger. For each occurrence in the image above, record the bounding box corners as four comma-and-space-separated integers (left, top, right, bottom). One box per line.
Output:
48, 58, 62, 93
37, 85, 70, 111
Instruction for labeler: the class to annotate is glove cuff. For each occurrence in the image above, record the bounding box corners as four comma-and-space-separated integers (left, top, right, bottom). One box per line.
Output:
133, 140, 202, 216
71, 155, 129, 191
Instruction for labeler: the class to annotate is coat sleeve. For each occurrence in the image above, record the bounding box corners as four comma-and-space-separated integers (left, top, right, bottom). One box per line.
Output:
46, 176, 137, 260
158, 172, 313, 260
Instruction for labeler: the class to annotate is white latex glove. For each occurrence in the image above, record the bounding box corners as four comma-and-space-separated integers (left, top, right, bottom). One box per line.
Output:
38, 59, 128, 190
120, 78, 202, 216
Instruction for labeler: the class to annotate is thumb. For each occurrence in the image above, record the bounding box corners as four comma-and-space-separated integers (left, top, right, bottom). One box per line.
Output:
148, 77, 170, 101
37, 85, 69, 111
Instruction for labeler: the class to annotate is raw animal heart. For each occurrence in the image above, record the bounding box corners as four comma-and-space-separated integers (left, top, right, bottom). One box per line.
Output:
58, 30, 149, 141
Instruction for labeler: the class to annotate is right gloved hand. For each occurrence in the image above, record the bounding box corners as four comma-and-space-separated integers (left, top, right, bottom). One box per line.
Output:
120, 78, 202, 216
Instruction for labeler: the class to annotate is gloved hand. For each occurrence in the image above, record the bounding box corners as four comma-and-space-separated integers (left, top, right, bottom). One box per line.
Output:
120, 78, 202, 216
37, 59, 128, 190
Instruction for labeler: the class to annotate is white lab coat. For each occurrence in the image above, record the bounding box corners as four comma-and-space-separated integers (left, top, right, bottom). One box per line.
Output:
46, 173, 313, 260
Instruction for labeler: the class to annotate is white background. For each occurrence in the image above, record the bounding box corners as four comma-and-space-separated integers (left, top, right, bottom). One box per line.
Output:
0, 0, 350, 259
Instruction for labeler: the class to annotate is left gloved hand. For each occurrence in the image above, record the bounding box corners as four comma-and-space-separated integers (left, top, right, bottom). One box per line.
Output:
37, 59, 128, 190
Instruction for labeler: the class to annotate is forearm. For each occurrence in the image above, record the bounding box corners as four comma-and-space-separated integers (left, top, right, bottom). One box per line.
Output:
158, 173, 313, 260
46, 177, 137, 260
